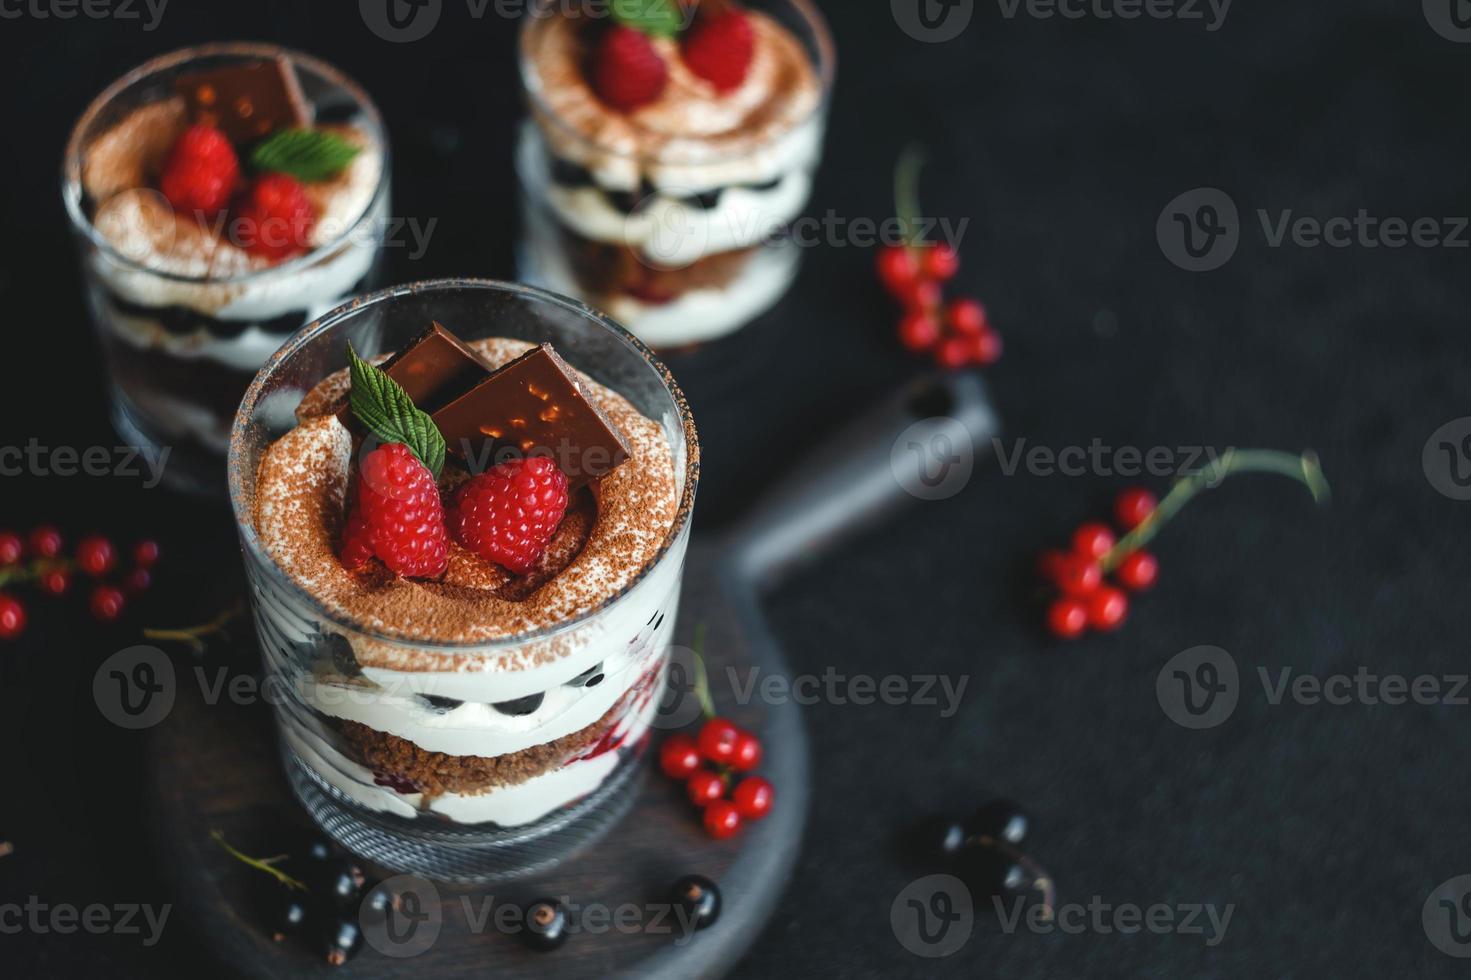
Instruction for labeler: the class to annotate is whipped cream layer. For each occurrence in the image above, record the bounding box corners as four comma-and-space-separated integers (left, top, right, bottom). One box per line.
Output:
523, 10, 825, 192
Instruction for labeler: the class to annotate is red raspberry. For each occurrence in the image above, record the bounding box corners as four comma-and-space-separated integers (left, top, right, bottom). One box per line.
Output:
348, 443, 449, 579
338, 506, 376, 571
683, 10, 756, 93
451, 457, 569, 575
232, 173, 316, 262
594, 25, 669, 112
159, 124, 239, 215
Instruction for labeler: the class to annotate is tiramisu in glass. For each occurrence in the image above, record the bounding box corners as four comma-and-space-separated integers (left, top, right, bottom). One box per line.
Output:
518, 0, 833, 347
64, 43, 389, 492
228, 280, 697, 882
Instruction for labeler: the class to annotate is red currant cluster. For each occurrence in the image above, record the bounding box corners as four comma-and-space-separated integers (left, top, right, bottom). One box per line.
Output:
0, 527, 160, 637
659, 717, 773, 840
876, 243, 1002, 369
1038, 488, 1160, 639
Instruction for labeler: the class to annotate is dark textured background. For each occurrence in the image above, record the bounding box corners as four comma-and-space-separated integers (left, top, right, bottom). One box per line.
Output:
3, 1, 1471, 977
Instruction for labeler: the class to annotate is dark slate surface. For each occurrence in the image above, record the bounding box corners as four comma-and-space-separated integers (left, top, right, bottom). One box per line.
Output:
1, 1, 1469, 977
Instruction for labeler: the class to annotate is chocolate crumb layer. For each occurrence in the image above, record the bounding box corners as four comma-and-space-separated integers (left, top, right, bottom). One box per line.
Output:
254, 337, 680, 653
339, 703, 616, 798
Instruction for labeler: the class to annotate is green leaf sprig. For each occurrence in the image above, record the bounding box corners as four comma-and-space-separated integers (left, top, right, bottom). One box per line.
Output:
347, 344, 446, 478
250, 129, 361, 182
610, 0, 685, 38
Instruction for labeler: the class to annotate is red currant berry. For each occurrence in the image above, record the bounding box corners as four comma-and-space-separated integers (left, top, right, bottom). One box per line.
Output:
876, 245, 919, 298
1072, 522, 1116, 561
686, 770, 725, 808
1046, 597, 1089, 639
0, 531, 22, 566
39, 570, 69, 596
1116, 551, 1158, 591
1086, 586, 1129, 631
921, 242, 960, 281
968, 328, 1002, 365
28, 527, 62, 559
89, 586, 126, 623
703, 800, 743, 840
729, 730, 762, 772
898, 310, 942, 352
697, 718, 740, 765
123, 568, 152, 596
76, 536, 117, 577
1114, 488, 1157, 529
0, 594, 25, 639
945, 298, 987, 336
133, 540, 161, 567
659, 734, 702, 780
902, 278, 943, 311
1055, 555, 1102, 596
935, 335, 973, 370
732, 776, 773, 820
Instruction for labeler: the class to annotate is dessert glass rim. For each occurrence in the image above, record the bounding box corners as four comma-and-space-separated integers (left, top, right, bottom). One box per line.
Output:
227, 277, 701, 654
60, 40, 391, 287
517, 0, 836, 165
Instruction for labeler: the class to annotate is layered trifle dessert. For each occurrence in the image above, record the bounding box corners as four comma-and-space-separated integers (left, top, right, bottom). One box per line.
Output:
517, 0, 833, 347
230, 287, 697, 879
64, 44, 388, 491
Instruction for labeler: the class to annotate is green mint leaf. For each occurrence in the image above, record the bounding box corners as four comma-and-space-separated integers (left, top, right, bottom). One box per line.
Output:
346, 344, 446, 479
610, 0, 684, 37
250, 129, 361, 182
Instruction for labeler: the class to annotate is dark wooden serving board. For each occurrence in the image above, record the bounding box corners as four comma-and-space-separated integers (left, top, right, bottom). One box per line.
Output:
146, 372, 995, 978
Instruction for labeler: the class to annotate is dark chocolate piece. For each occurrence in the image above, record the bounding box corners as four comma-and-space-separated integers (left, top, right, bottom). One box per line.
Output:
335, 322, 495, 425
432, 345, 632, 489
173, 57, 311, 144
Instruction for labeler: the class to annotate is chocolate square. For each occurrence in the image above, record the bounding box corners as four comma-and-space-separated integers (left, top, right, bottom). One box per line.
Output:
335, 322, 496, 426
173, 57, 311, 144
432, 345, 632, 489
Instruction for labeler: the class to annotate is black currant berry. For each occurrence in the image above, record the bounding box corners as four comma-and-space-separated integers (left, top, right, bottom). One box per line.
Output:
521, 898, 569, 951
323, 916, 364, 966
271, 893, 311, 943
670, 875, 721, 931
493, 693, 545, 716
315, 859, 367, 909
966, 799, 1029, 845
361, 883, 395, 917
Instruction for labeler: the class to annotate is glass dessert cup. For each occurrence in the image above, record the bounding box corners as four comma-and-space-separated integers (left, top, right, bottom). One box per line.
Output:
63, 42, 391, 495
228, 279, 698, 883
516, 0, 835, 349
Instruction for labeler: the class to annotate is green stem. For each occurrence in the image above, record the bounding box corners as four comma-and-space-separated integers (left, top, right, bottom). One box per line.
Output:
211, 831, 307, 891
143, 600, 245, 654
894, 143, 927, 251
1099, 449, 1330, 572
691, 622, 717, 721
